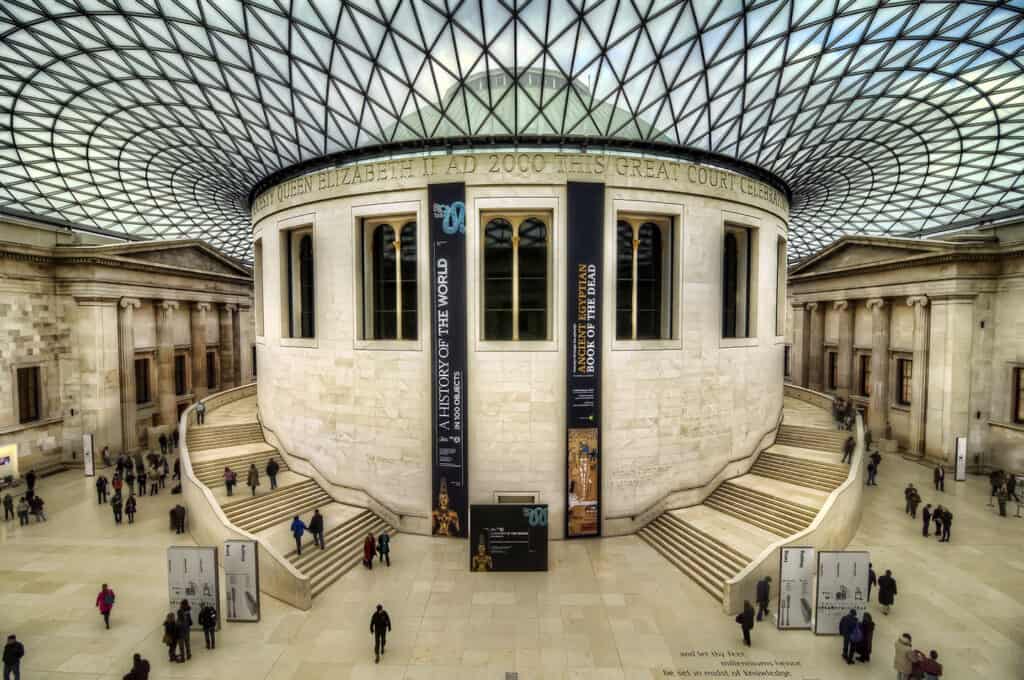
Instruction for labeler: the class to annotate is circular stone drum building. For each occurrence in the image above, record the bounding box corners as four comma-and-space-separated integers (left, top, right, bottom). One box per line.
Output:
251, 147, 790, 539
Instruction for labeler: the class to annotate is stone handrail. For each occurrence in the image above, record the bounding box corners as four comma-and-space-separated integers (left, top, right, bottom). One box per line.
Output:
179, 383, 313, 610
603, 402, 785, 534
721, 387, 865, 616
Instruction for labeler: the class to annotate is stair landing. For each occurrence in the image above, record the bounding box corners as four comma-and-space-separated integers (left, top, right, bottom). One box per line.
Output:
670, 505, 777, 562
256, 501, 366, 556
727, 474, 829, 510
201, 394, 258, 426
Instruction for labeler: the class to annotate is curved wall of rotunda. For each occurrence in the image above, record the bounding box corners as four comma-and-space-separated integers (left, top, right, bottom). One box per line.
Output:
251, 151, 790, 538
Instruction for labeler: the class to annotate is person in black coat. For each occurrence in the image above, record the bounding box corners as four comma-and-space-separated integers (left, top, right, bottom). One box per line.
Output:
877, 570, 897, 615
24, 470, 36, 496
839, 609, 858, 664
841, 436, 855, 464
933, 504, 944, 538
933, 465, 945, 492
855, 612, 875, 662
370, 604, 392, 663
755, 576, 771, 621
198, 602, 218, 649
736, 600, 755, 646
867, 564, 876, 602
176, 600, 193, 662
921, 504, 932, 536
96, 475, 109, 504
162, 613, 179, 662
3, 634, 25, 680
111, 493, 123, 524
128, 652, 149, 680
266, 458, 280, 490
125, 495, 137, 524
940, 508, 953, 542
308, 509, 325, 550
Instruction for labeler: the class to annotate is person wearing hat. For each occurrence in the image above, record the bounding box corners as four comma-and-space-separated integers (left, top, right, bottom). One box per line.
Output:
894, 633, 915, 680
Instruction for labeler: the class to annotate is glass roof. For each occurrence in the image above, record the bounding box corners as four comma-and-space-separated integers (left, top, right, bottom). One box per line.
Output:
2, 1, 1023, 261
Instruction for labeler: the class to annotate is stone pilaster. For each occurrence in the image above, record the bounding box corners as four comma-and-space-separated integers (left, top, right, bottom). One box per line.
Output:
117, 298, 141, 452
807, 302, 826, 392
867, 298, 890, 435
834, 300, 853, 397
907, 296, 930, 457
190, 302, 210, 400
156, 300, 179, 427
925, 296, 975, 463
219, 303, 237, 391
231, 304, 242, 385
790, 302, 809, 387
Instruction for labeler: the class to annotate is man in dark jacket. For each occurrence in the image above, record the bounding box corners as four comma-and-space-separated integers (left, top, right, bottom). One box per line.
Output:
755, 576, 771, 621
176, 600, 193, 661
3, 634, 25, 680
933, 464, 945, 492
266, 458, 280, 490
377, 531, 390, 566
198, 602, 218, 649
839, 609, 858, 664
867, 563, 876, 602
96, 475, 109, 504
841, 436, 855, 464
371, 604, 392, 663
904, 484, 915, 515
877, 570, 897, 615
308, 509, 325, 550
127, 653, 149, 680
23, 470, 36, 500
737, 600, 754, 646
940, 508, 953, 542
921, 504, 932, 536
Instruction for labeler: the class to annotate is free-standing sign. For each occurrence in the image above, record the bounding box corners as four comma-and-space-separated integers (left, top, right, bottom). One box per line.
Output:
469, 504, 549, 571
82, 433, 95, 477
565, 182, 604, 538
814, 550, 870, 634
223, 540, 260, 622
167, 546, 219, 630
778, 546, 815, 630
429, 182, 468, 538
954, 436, 967, 481
0, 444, 18, 480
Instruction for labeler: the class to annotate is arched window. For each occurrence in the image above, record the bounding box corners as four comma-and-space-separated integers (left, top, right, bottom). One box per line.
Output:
298, 234, 315, 338
723, 232, 738, 337
722, 225, 755, 338
364, 218, 417, 340
483, 214, 549, 341
616, 215, 674, 340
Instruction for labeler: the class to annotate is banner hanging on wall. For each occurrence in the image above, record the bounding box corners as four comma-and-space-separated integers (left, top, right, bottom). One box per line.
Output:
778, 546, 815, 630
223, 539, 260, 622
814, 550, 870, 634
429, 182, 468, 538
565, 182, 605, 538
167, 546, 219, 630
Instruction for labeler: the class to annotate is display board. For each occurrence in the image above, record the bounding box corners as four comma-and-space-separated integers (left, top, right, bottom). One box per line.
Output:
223, 540, 259, 622
82, 433, 95, 477
469, 504, 549, 572
814, 551, 870, 634
167, 546, 219, 630
565, 181, 604, 538
778, 546, 815, 630
954, 436, 967, 481
429, 182, 468, 538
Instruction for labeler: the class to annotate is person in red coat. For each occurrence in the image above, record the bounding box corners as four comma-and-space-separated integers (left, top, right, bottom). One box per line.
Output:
363, 533, 376, 570
96, 584, 116, 629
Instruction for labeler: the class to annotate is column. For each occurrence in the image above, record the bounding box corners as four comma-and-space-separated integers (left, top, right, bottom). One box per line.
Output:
866, 298, 890, 435
156, 300, 179, 427
790, 302, 809, 386
231, 304, 242, 385
834, 300, 854, 397
807, 302, 826, 392
190, 302, 210, 400
907, 296, 930, 457
117, 298, 141, 452
219, 303, 237, 391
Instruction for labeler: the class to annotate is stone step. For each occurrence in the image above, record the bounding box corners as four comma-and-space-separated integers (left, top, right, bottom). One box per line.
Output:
753, 459, 846, 484
647, 515, 746, 581
760, 451, 848, 475
704, 486, 812, 537
225, 485, 331, 525
193, 451, 290, 486
232, 491, 336, 534
748, 464, 841, 492
638, 523, 723, 601
660, 513, 751, 569
310, 520, 395, 598
718, 482, 819, 521
187, 423, 264, 451
295, 514, 386, 578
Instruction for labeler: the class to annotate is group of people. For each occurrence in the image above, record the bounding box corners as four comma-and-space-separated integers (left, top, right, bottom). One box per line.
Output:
990, 469, 1019, 517
238, 458, 281, 497
362, 531, 391, 568
2, 470, 46, 527
905, 481, 954, 542
894, 633, 944, 680
832, 398, 857, 430
161, 599, 218, 662
289, 508, 325, 554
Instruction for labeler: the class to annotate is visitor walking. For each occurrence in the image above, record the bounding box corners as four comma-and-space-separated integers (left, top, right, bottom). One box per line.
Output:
867, 563, 876, 601
866, 459, 877, 486
223, 467, 236, 496
290, 515, 307, 555
24, 470, 36, 498
176, 600, 193, 662
3, 634, 24, 680
940, 508, 952, 542
162, 613, 179, 662
736, 600, 755, 647
266, 458, 279, 490
149, 465, 160, 495
904, 484, 916, 515
921, 504, 932, 537
755, 576, 771, 621
29, 495, 45, 522
363, 532, 376, 569
174, 504, 187, 534
855, 612, 875, 662
370, 604, 391, 663
111, 493, 123, 524
173, 458, 180, 482
894, 633, 914, 680
160, 457, 168, 488
933, 464, 945, 492
309, 509, 325, 550
127, 653, 149, 680
195, 401, 206, 424
3, 493, 13, 521
198, 602, 218, 649
96, 584, 116, 629
878, 569, 897, 615
17, 497, 29, 526
377, 530, 390, 566
246, 464, 260, 497
112, 474, 123, 496
841, 436, 855, 464
870, 450, 882, 483
125, 494, 137, 524
96, 475, 109, 504
989, 469, 1004, 499
172, 429, 179, 450
997, 483, 1009, 517
839, 608, 858, 664
125, 469, 135, 496
137, 468, 147, 497
159, 432, 168, 455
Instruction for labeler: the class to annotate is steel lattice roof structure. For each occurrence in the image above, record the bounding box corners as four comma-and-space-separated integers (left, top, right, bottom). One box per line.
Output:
2, 1, 1023, 261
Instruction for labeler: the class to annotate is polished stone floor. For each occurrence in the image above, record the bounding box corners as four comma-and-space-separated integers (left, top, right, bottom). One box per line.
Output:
1, 450, 1021, 679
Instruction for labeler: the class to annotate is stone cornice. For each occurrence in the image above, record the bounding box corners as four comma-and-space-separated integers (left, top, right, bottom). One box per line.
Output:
790, 245, 1024, 284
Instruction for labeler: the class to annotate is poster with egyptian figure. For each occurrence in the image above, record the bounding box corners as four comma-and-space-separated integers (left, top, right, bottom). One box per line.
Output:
567, 428, 600, 536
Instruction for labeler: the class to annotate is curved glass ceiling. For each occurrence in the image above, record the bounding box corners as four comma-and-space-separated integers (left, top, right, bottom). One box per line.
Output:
2, 1, 1023, 260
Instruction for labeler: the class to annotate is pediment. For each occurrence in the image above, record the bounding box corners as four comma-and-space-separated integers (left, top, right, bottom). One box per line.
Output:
119, 244, 248, 276
793, 239, 948, 276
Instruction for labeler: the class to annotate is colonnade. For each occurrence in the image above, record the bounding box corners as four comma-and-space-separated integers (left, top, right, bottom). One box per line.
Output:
117, 298, 241, 452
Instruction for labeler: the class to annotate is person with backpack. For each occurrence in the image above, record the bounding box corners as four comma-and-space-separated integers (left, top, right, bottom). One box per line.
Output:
162, 613, 179, 662
309, 509, 325, 550
736, 600, 755, 646
198, 602, 218, 650
3, 634, 25, 680
95, 476, 109, 504
176, 600, 193, 661
290, 515, 307, 555
266, 458, 280, 490
195, 401, 206, 425
125, 495, 137, 524
839, 609, 859, 664
377, 531, 390, 566
96, 584, 116, 629
370, 604, 392, 663
111, 493, 123, 525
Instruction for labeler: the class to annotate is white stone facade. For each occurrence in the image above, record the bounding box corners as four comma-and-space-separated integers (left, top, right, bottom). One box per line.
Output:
253, 151, 790, 537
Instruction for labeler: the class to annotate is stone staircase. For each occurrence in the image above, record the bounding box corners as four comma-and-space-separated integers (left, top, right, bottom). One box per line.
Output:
751, 451, 847, 492
221, 478, 334, 533
774, 424, 849, 454
191, 449, 289, 488
637, 513, 749, 600
186, 422, 264, 452
703, 481, 819, 537
286, 509, 396, 597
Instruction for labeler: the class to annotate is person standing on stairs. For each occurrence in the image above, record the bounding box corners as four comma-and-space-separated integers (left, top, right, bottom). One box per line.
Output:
841, 436, 855, 464
755, 576, 770, 621
878, 569, 897, 616
195, 401, 206, 425
246, 464, 260, 497
308, 509, 325, 550
223, 467, 235, 496
266, 458, 280, 490
377, 530, 390, 566
290, 516, 307, 555
736, 600, 755, 647
370, 604, 391, 664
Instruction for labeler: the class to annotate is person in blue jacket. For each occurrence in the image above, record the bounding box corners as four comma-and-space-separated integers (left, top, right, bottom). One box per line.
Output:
290, 515, 307, 555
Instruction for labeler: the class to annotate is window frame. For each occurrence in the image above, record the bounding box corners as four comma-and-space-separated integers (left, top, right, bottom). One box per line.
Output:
352, 199, 425, 351
278, 214, 318, 347
473, 195, 559, 352
1013, 366, 1024, 424
173, 351, 190, 397
480, 210, 552, 342
360, 214, 419, 342
206, 349, 220, 390
254, 236, 265, 338
857, 352, 872, 397
720, 216, 760, 346
895, 356, 913, 406
134, 356, 153, 406
15, 364, 43, 424
614, 213, 676, 342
